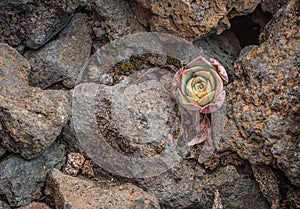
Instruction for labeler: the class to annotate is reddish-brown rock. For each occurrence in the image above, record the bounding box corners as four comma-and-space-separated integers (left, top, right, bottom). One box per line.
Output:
46, 169, 160, 209
223, 0, 299, 186
129, 0, 261, 40
18, 202, 51, 209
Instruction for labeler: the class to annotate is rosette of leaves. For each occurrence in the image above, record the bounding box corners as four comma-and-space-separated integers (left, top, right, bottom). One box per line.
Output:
172, 56, 228, 146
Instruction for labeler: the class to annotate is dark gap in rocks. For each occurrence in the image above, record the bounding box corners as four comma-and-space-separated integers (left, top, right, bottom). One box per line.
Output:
0, 150, 11, 162
273, 168, 294, 206
0, 195, 9, 206
38, 192, 56, 209
229, 4, 272, 48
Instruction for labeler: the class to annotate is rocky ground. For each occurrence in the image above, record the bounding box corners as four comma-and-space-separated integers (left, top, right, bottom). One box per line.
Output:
0, 0, 299, 209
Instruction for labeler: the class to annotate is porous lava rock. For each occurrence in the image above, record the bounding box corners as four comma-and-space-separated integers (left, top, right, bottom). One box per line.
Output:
224, 0, 300, 186
128, 0, 261, 40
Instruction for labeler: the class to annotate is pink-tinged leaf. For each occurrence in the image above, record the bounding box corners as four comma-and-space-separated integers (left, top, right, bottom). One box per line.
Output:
186, 56, 213, 69
162, 64, 179, 72
200, 90, 226, 113
188, 114, 211, 146
171, 69, 183, 96
210, 58, 228, 83
209, 68, 224, 95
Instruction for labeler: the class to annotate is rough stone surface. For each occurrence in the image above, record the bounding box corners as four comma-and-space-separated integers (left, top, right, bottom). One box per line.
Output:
0, 143, 65, 207
212, 190, 223, 209
0, 201, 11, 209
46, 169, 161, 209
0, 145, 6, 158
0, 43, 70, 159
63, 152, 85, 176
128, 0, 260, 40
95, 76, 179, 158
25, 13, 92, 89
286, 187, 300, 209
93, 0, 146, 40
0, 0, 88, 50
251, 165, 280, 209
261, 0, 289, 14
136, 163, 268, 209
18, 202, 51, 209
225, 0, 300, 186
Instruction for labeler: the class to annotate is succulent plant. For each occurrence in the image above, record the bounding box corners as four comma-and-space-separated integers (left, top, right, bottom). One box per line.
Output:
172, 56, 228, 146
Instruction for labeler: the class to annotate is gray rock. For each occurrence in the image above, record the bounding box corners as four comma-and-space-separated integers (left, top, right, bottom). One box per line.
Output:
25, 13, 92, 89
0, 43, 70, 159
93, 0, 145, 40
0, 143, 65, 207
0, 145, 6, 158
136, 163, 268, 209
73, 77, 182, 178
225, 0, 300, 186
0, 0, 88, 50
46, 169, 160, 209
0, 201, 11, 209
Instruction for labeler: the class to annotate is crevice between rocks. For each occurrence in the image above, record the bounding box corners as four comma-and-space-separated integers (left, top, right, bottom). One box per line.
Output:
229, 4, 272, 48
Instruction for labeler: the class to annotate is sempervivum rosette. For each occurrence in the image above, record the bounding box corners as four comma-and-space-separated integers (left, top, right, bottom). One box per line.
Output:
172, 56, 228, 146
172, 56, 228, 113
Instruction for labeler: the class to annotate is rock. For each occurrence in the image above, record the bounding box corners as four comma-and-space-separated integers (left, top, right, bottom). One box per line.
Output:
0, 43, 70, 159
45, 169, 160, 209
0, 201, 11, 209
251, 165, 280, 209
0, 143, 65, 207
63, 152, 85, 176
225, 0, 300, 186
73, 77, 181, 178
212, 190, 223, 209
286, 187, 300, 209
0, 145, 6, 158
136, 163, 268, 209
128, 0, 261, 40
18, 202, 51, 209
261, 0, 289, 14
0, 0, 88, 50
93, 0, 146, 40
25, 13, 92, 89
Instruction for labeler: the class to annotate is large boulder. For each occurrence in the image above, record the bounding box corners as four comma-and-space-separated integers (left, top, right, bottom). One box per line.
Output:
0, 43, 70, 159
